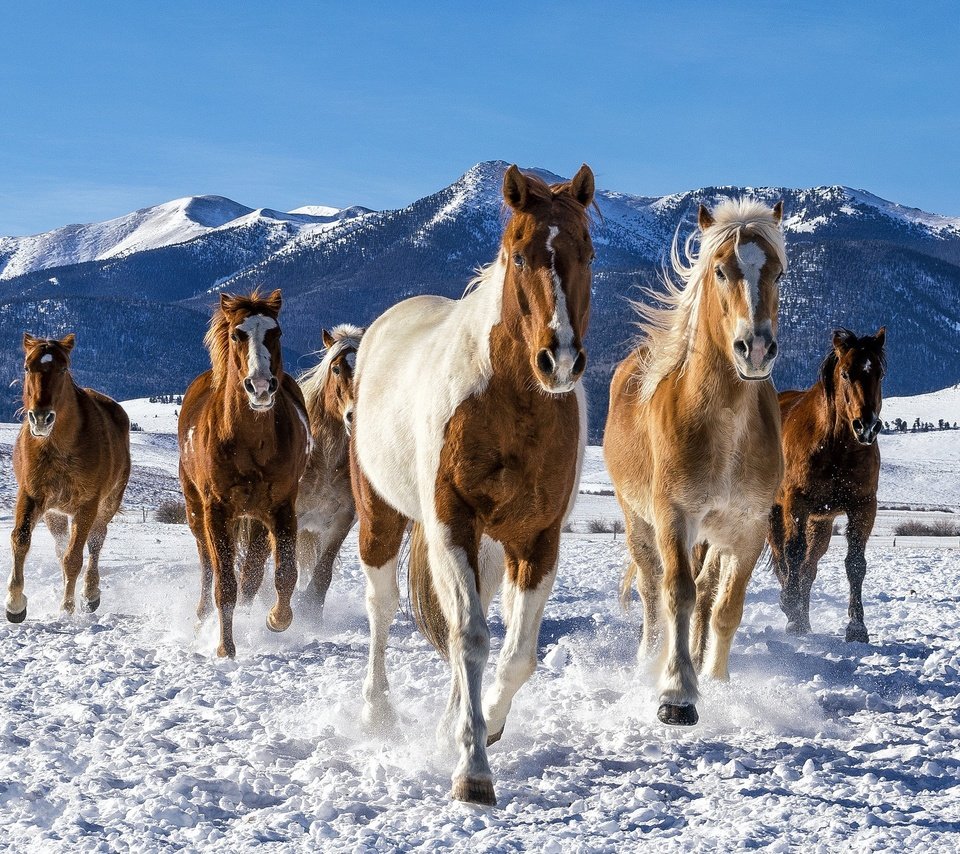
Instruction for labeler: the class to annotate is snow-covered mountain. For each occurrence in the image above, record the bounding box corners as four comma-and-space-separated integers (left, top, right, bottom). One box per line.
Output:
2, 161, 959, 436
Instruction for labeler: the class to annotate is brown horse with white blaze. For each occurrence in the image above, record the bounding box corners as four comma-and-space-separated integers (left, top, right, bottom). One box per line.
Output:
769, 328, 886, 641
351, 164, 594, 805
6, 333, 130, 622
605, 198, 786, 726
179, 290, 310, 657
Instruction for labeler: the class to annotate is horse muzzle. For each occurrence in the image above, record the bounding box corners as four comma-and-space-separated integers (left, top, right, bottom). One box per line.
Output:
852, 416, 881, 445
27, 408, 56, 438
534, 346, 586, 395
243, 375, 279, 411
733, 332, 778, 381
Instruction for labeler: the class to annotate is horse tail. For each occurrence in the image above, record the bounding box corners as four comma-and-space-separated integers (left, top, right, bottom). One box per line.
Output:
408, 522, 450, 659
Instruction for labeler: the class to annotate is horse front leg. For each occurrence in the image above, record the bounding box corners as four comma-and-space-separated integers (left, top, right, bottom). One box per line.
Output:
6, 492, 40, 622
81, 518, 109, 612
423, 511, 492, 806
266, 502, 297, 632
205, 504, 238, 658
653, 500, 698, 726
701, 521, 766, 681
60, 501, 98, 614
483, 528, 558, 747
844, 498, 877, 643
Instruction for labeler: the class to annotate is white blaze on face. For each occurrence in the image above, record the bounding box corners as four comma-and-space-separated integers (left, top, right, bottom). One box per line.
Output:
863, 358, 871, 373
40, 354, 53, 364
735, 241, 767, 323
546, 225, 577, 378
237, 313, 277, 393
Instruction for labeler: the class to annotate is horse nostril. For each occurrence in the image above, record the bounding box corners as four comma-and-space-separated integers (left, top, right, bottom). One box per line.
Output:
243, 378, 256, 395
268, 377, 278, 394
44, 412, 55, 425
734, 339, 750, 360
536, 349, 555, 375
852, 419, 863, 433
573, 350, 587, 376
767, 340, 778, 359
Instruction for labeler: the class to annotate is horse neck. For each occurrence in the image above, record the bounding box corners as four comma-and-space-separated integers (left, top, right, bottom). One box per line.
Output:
308, 383, 348, 463
819, 374, 853, 445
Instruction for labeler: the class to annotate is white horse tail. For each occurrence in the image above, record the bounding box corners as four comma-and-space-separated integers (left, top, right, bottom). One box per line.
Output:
408, 522, 450, 659
619, 559, 638, 611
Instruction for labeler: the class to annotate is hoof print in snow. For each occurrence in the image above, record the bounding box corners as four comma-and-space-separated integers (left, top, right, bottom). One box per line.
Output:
451, 776, 497, 806
658, 703, 699, 726
5, 608, 26, 624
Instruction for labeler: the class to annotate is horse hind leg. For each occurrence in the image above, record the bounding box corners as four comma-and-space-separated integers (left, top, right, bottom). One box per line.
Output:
691, 543, 721, 672
81, 518, 109, 613
266, 502, 298, 633
238, 519, 271, 605
60, 502, 98, 614
844, 500, 877, 643
45, 511, 70, 561
622, 511, 663, 660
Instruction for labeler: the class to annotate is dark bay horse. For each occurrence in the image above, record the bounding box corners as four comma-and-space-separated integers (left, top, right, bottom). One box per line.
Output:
179, 290, 310, 657
6, 333, 130, 622
769, 328, 886, 642
605, 199, 786, 726
352, 164, 595, 805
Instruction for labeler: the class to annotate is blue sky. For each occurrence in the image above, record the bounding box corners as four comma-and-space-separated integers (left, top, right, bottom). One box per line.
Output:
2, 1, 958, 235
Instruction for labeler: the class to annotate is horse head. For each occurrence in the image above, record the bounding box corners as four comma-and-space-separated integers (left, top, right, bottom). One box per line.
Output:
21, 332, 76, 438
500, 163, 595, 394
827, 327, 887, 445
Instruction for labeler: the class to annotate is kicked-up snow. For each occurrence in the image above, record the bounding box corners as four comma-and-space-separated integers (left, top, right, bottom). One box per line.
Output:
1, 517, 958, 850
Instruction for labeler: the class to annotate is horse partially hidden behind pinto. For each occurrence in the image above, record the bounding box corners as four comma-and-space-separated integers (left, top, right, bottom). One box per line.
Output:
604, 198, 786, 726
351, 164, 595, 805
769, 327, 886, 642
179, 290, 311, 658
6, 333, 130, 622
291, 323, 363, 612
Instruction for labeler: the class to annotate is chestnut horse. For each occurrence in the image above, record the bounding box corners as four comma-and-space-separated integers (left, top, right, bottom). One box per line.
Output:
605, 199, 786, 726
6, 333, 130, 622
293, 323, 363, 611
769, 328, 886, 642
179, 290, 310, 657
351, 165, 594, 805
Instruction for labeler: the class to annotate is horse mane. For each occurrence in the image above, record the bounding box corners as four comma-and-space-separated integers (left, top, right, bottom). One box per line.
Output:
632, 198, 787, 401
299, 323, 364, 420
203, 289, 280, 388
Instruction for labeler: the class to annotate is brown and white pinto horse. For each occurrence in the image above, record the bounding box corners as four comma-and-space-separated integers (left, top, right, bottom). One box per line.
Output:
179, 290, 310, 658
605, 199, 786, 726
351, 165, 594, 805
769, 328, 886, 641
6, 333, 130, 622
293, 324, 363, 612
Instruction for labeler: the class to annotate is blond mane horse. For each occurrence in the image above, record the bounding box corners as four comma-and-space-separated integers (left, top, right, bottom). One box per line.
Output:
604, 198, 786, 725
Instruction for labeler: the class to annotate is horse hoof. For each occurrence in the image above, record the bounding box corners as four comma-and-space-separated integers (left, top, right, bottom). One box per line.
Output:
845, 622, 870, 643
362, 701, 398, 733
486, 727, 504, 747
216, 643, 236, 659
786, 620, 810, 636
84, 596, 101, 613
266, 607, 293, 633
657, 703, 699, 726
6, 607, 26, 624
450, 776, 497, 806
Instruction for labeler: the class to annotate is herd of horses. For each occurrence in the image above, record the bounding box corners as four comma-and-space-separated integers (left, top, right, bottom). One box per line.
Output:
4, 165, 887, 806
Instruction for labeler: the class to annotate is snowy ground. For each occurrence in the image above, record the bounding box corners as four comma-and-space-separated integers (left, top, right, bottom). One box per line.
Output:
1, 404, 959, 851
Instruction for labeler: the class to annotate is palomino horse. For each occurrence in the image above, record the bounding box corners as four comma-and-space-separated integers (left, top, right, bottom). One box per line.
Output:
605, 198, 786, 726
179, 290, 310, 658
6, 333, 130, 622
769, 328, 886, 642
292, 323, 363, 611
351, 164, 595, 805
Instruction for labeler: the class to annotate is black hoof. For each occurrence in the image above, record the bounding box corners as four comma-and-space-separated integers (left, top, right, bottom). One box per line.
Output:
658, 703, 699, 726
6, 608, 26, 624
486, 727, 504, 747
451, 776, 497, 806
85, 596, 101, 613
845, 622, 870, 643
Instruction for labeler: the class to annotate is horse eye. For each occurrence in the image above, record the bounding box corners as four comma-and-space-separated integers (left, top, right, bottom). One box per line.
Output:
841, 370, 850, 381
715, 265, 726, 282
332, 365, 341, 376
513, 253, 525, 269
776, 271, 785, 282
230, 332, 238, 342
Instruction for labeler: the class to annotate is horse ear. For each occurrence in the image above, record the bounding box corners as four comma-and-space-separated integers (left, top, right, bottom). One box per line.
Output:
322, 329, 335, 350
502, 164, 530, 211
874, 326, 886, 348
832, 329, 855, 352
22, 332, 39, 352
772, 200, 784, 224
698, 204, 715, 231
569, 164, 595, 208
220, 292, 237, 313
266, 289, 282, 313
59, 333, 76, 353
